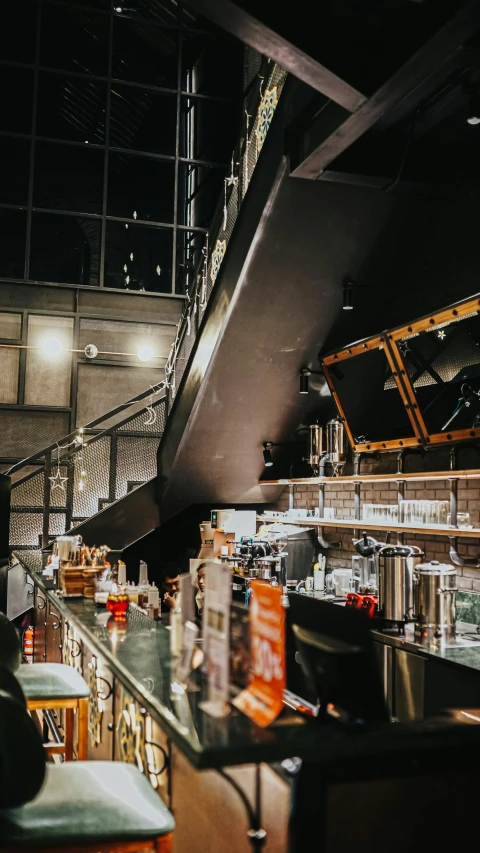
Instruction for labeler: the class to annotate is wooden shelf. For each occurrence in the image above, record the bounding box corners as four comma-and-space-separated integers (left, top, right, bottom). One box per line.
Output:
258, 469, 480, 486
257, 516, 480, 539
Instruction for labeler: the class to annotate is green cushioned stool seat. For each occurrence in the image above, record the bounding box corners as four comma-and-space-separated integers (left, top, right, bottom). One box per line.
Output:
0, 762, 175, 848
16, 664, 89, 701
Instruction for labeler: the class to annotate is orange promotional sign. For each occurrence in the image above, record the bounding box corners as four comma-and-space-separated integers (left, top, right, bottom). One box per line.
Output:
233, 581, 285, 727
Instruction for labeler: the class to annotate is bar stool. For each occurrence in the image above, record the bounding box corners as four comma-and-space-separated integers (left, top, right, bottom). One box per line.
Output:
0, 613, 89, 760
0, 671, 175, 853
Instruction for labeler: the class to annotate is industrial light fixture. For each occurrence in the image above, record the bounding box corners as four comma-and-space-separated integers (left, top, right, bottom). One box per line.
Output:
467, 95, 480, 125
342, 281, 354, 310
42, 337, 62, 357
262, 442, 274, 467
299, 366, 323, 394
300, 368, 310, 394
137, 345, 154, 362
1, 340, 159, 363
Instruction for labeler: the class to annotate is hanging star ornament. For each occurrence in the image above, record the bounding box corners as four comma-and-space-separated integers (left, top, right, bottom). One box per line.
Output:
438, 330, 446, 340
49, 467, 68, 493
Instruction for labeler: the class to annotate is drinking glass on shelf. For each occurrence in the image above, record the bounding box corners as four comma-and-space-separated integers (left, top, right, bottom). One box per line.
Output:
447, 511, 472, 529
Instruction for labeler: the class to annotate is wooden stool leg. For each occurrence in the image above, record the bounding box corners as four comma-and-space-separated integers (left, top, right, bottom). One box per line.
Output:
77, 697, 89, 760
155, 834, 173, 852
64, 707, 74, 761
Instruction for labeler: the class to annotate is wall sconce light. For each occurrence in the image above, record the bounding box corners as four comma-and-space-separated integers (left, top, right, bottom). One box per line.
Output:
343, 281, 354, 310
263, 442, 274, 467
299, 366, 323, 394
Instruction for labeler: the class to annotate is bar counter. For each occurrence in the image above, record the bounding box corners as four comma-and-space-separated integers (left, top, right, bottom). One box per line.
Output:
14, 550, 480, 767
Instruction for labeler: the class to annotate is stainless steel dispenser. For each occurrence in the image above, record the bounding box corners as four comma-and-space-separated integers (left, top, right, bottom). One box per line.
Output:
378, 544, 424, 630
308, 424, 323, 474
413, 560, 457, 645
325, 418, 346, 475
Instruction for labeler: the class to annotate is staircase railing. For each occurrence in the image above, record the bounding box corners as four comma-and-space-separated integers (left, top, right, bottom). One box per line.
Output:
8, 55, 288, 553
8, 387, 167, 551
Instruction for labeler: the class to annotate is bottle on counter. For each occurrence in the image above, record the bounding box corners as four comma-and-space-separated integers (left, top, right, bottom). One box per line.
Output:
170, 592, 183, 656
117, 560, 127, 587
148, 582, 160, 619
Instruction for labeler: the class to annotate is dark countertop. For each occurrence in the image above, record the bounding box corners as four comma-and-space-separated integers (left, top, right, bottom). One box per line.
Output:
299, 591, 480, 674
14, 551, 480, 774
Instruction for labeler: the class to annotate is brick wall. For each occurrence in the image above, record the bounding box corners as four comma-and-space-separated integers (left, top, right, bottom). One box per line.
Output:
273, 475, 480, 591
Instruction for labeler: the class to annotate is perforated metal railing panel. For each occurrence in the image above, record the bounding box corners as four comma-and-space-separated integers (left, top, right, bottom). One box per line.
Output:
72, 436, 111, 519
116, 436, 159, 500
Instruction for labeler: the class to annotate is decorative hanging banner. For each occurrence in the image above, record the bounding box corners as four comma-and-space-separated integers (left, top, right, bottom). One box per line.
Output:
233, 581, 285, 727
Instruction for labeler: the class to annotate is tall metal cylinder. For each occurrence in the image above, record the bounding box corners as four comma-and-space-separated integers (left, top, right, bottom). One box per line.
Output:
413, 560, 457, 645
326, 418, 345, 464
308, 424, 323, 469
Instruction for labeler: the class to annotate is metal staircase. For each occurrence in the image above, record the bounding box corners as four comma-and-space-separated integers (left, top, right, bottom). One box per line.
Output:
7, 55, 288, 557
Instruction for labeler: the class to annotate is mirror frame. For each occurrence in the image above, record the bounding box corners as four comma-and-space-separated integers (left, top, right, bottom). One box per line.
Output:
321, 293, 480, 453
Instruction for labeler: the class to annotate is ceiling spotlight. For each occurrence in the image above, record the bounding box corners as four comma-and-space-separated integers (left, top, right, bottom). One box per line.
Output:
42, 337, 62, 357
84, 344, 99, 359
156, 265, 161, 276
300, 368, 310, 394
263, 442, 273, 467
467, 95, 480, 125
343, 281, 354, 310
137, 345, 154, 362
114, 6, 122, 11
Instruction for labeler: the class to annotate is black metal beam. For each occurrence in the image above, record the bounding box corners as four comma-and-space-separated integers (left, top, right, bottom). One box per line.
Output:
291, 0, 480, 179
182, 0, 366, 112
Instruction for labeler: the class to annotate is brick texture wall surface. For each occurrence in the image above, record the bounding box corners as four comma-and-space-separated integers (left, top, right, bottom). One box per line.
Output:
273, 478, 480, 590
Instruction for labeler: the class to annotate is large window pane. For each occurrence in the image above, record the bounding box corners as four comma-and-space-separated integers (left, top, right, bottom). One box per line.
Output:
25, 315, 74, 407
0, 66, 34, 134
107, 152, 174, 222
180, 95, 239, 163
0, 137, 30, 205
0, 349, 19, 403
177, 162, 223, 228
176, 230, 204, 294
104, 220, 173, 293
30, 213, 101, 286
0, 209, 26, 279
0, 313, 22, 339
37, 72, 107, 144
110, 83, 176, 155
0, 0, 37, 63
113, 2, 178, 25
40, 4, 110, 76
182, 32, 243, 97
34, 141, 104, 214
112, 17, 178, 88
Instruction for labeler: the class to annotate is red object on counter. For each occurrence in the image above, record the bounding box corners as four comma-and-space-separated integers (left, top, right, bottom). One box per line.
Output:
106, 592, 129, 618
361, 595, 378, 619
345, 592, 378, 619
23, 626, 34, 662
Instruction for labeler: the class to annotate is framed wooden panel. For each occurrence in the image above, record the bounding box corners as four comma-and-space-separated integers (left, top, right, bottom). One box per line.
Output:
322, 292, 480, 452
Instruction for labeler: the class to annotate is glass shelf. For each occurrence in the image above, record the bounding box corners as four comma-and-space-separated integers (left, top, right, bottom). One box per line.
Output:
257, 516, 480, 539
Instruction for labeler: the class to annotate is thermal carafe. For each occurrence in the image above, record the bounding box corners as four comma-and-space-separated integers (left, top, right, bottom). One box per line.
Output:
378, 544, 423, 628
413, 560, 457, 645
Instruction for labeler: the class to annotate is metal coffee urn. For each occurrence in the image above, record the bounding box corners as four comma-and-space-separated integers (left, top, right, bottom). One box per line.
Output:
413, 560, 457, 645
308, 424, 323, 475
378, 544, 424, 631
325, 418, 346, 475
